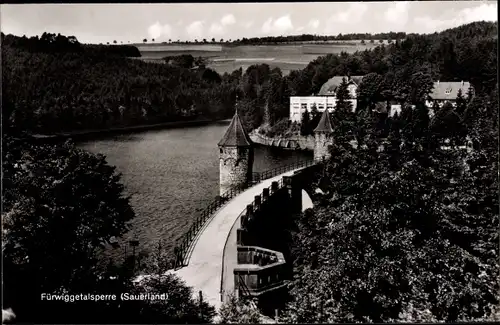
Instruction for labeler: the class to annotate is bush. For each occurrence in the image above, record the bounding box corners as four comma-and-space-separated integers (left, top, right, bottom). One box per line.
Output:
218, 294, 262, 324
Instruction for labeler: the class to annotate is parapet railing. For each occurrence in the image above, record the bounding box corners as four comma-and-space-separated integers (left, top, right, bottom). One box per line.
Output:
220, 177, 286, 301
252, 159, 317, 184
173, 183, 248, 269
234, 246, 287, 297
173, 159, 318, 270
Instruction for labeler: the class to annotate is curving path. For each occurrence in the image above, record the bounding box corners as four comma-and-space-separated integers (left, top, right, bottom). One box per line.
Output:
172, 168, 306, 311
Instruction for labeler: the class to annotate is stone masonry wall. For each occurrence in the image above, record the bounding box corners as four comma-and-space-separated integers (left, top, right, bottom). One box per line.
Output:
249, 131, 315, 151
219, 147, 253, 195
314, 132, 333, 161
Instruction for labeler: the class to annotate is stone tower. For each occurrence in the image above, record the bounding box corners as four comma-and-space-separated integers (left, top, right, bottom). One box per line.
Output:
313, 108, 334, 161
218, 109, 254, 196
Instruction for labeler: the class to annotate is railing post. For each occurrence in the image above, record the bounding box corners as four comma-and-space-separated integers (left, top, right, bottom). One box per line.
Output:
254, 195, 261, 211
271, 181, 279, 193
242, 204, 254, 229
262, 188, 270, 201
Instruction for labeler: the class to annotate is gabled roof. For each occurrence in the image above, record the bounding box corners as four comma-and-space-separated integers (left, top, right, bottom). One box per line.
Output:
313, 108, 334, 133
429, 81, 472, 101
317, 75, 364, 96
350, 75, 364, 86
218, 111, 252, 147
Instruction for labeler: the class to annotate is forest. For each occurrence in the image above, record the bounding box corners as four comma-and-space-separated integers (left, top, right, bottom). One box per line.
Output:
271, 22, 498, 323
1, 21, 498, 323
2, 21, 497, 136
281, 79, 499, 322
227, 31, 408, 45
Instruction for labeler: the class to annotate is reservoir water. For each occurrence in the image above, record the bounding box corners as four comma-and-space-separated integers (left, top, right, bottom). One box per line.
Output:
78, 120, 313, 262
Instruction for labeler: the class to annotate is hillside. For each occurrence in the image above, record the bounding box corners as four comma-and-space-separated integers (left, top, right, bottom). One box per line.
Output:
296, 21, 497, 96
1, 21, 497, 136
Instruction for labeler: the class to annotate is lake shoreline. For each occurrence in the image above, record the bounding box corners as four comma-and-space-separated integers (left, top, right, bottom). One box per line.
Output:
32, 118, 232, 143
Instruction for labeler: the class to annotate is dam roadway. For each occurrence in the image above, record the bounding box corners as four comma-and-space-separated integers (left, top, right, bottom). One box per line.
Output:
171, 167, 309, 310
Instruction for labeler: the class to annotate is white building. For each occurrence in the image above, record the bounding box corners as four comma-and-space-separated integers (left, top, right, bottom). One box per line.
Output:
289, 76, 362, 123
289, 77, 473, 123
289, 96, 356, 122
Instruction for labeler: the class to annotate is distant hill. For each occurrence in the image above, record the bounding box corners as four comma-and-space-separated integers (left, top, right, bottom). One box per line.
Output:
1, 32, 141, 57
437, 21, 498, 41
134, 21, 497, 46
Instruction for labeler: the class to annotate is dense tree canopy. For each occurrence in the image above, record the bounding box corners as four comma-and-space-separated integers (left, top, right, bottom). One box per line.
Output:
282, 81, 499, 322
2, 134, 134, 321
1, 134, 217, 323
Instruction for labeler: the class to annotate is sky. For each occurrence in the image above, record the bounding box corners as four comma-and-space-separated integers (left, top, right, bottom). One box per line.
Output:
1, 1, 497, 44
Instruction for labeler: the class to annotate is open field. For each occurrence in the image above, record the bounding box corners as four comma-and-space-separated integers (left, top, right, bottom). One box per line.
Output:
136, 41, 383, 75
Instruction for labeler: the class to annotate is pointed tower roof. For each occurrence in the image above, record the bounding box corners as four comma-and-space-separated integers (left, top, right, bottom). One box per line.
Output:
218, 111, 252, 147
314, 109, 334, 133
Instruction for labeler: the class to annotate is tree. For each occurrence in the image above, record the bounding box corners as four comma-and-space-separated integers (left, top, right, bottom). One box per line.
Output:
336, 77, 353, 113
283, 135, 498, 322
438, 37, 458, 81
152, 38, 155, 42
218, 294, 263, 324
357, 72, 385, 106
466, 85, 475, 103
212, 38, 216, 43
300, 109, 312, 136
370, 39, 375, 43
2, 137, 135, 322
456, 88, 467, 116
332, 78, 355, 143
408, 71, 434, 104
1, 135, 222, 323
463, 94, 497, 151
125, 275, 216, 323
143, 38, 147, 43
412, 101, 431, 145
220, 38, 224, 43
431, 101, 463, 146
113, 40, 117, 44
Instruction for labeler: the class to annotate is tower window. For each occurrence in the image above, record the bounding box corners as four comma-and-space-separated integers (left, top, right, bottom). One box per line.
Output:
220, 148, 223, 154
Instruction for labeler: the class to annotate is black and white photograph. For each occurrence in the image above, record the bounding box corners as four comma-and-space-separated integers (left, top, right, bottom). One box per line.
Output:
1, 1, 499, 323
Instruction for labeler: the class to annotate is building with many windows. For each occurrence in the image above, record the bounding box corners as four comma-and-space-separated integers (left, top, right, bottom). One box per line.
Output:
289, 76, 362, 123
289, 77, 473, 123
